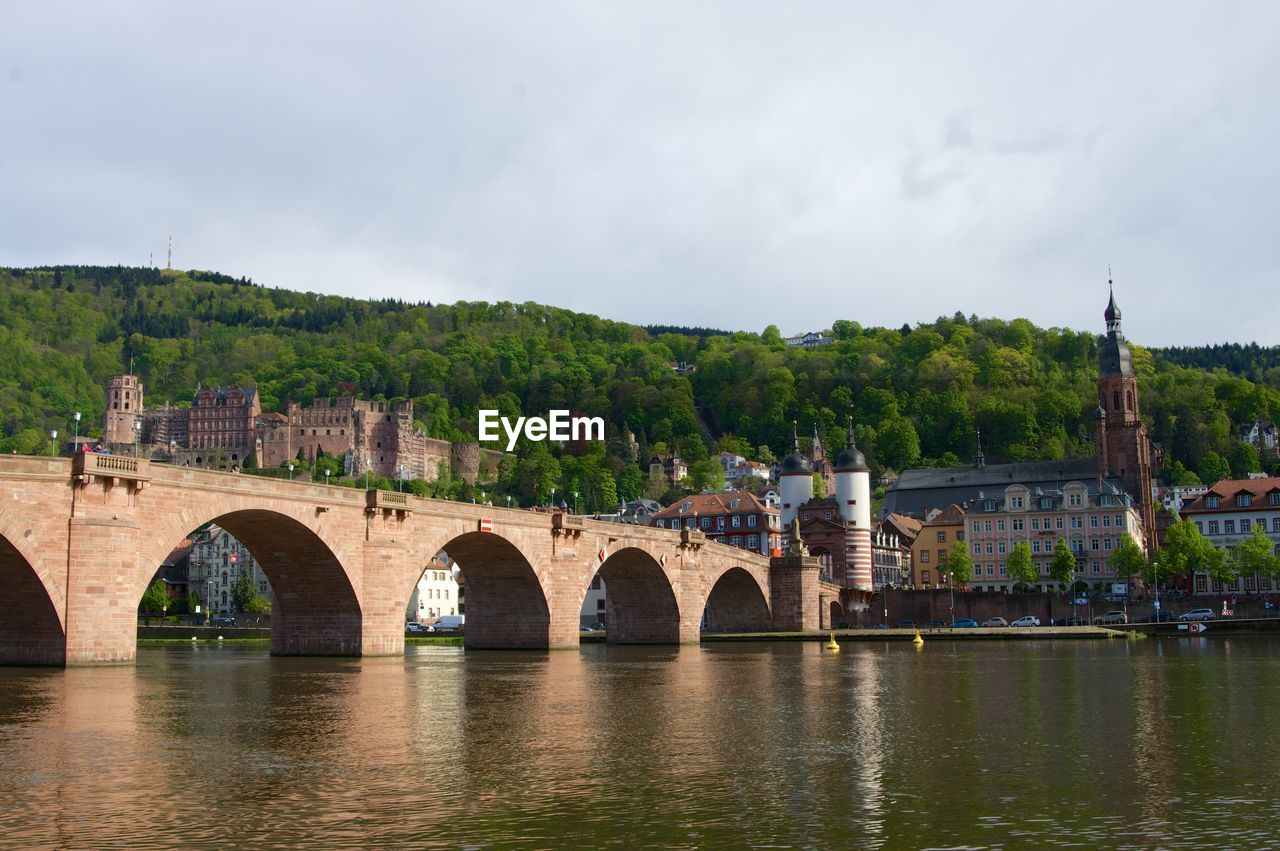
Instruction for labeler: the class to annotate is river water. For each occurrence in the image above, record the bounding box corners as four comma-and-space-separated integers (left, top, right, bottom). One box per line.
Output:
1, 637, 1278, 849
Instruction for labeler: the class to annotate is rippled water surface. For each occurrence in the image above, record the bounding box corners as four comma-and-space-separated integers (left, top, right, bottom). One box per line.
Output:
2, 637, 1279, 848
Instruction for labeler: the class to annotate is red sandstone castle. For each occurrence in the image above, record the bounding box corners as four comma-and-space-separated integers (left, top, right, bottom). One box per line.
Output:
102, 377, 500, 483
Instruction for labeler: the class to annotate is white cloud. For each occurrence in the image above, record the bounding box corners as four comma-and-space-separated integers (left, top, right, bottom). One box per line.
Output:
2, 2, 1277, 344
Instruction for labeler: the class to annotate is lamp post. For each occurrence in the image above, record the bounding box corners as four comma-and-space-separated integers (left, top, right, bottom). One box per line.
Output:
365, 457, 371, 490
574, 490, 579, 515
398, 464, 404, 492
883, 568, 890, 628
207, 579, 214, 623
551, 487, 556, 510
73, 411, 81, 450
133, 420, 141, 457
288, 462, 294, 481
325, 469, 331, 485
507, 495, 512, 509
49, 429, 58, 457
1152, 560, 1161, 623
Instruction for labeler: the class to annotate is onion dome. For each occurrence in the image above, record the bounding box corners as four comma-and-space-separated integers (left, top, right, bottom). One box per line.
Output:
836, 425, 868, 472
780, 424, 812, 475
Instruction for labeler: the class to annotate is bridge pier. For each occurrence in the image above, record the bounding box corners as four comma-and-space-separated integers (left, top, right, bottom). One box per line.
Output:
64, 516, 147, 665
769, 553, 822, 631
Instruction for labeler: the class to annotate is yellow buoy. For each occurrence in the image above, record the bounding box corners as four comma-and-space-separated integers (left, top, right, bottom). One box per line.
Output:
912, 629, 924, 647
825, 632, 840, 652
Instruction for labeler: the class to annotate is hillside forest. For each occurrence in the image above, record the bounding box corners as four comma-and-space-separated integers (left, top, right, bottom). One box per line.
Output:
3, 265, 1279, 512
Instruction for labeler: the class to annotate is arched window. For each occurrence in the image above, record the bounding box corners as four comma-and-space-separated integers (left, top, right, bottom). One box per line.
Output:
1126, 390, 1134, 411
1112, 391, 1120, 411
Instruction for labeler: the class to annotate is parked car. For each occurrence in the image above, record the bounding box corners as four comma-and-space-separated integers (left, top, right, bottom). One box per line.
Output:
211, 615, 237, 627
895, 620, 916, 628
1143, 610, 1175, 623
405, 621, 428, 633
951, 619, 979, 628
590, 622, 606, 631
1092, 610, 1128, 625
1052, 615, 1087, 626
432, 614, 466, 632
981, 617, 1008, 627
924, 620, 946, 628
1179, 608, 1215, 621
1010, 615, 1041, 627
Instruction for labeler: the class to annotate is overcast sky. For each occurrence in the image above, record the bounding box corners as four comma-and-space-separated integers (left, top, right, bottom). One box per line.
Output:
3, 3, 1278, 345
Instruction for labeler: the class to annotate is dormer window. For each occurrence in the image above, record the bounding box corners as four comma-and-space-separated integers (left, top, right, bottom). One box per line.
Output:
1236, 494, 1252, 507
1269, 493, 1280, 506
1206, 496, 1221, 509
1040, 497, 1055, 510
681, 502, 692, 512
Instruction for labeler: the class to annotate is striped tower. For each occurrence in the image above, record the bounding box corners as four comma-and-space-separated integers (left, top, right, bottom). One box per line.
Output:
778, 424, 814, 533
835, 424, 873, 591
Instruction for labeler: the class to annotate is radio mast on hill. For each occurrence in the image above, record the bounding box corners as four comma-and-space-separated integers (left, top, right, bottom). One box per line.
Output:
167, 235, 173, 270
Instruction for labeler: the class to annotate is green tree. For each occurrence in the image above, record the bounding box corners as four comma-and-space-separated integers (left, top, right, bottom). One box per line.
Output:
1109, 534, 1148, 595
1197, 451, 1231, 486
1231, 524, 1280, 581
245, 595, 272, 616
1157, 517, 1226, 589
140, 578, 170, 615
232, 570, 255, 613
1006, 540, 1038, 588
940, 538, 974, 625
187, 589, 201, 615
1048, 538, 1077, 591
617, 464, 645, 504
688, 459, 726, 492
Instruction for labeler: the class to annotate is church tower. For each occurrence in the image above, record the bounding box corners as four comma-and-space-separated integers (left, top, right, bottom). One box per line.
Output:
1097, 284, 1156, 550
103, 374, 143, 445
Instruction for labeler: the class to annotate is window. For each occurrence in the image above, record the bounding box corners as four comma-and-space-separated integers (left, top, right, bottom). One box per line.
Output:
747, 535, 758, 549
1032, 518, 1041, 531
1273, 518, 1280, 533
983, 521, 992, 532
1090, 515, 1099, 528
1071, 517, 1082, 529
748, 515, 758, 527
656, 519, 665, 529
921, 550, 930, 563
1241, 518, 1252, 533
701, 517, 713, 529
1269, 493, 1280, 506
999, 564, 1007, 576
1069, 493, 1082, 507
1091, 539, 1100, 551
1208, 520, 1220, 535
1104, 538, 1113, 551
1194, 521, 1203, 533
972, 542, 981, 555
985, 543, 994, 555
1206, 496, 1221, 509
1092, 561, 1101, 574
998, 541, 1007, 554
1237, 494, 1253, 507
1071, 540, 1083, 554
938, 550, 946, 563
1012, 519, 1024, 531
1010, 496, 1023, 509
972, 520, 981, 533
921, 570, 931, 585
997, 520, 1006, 532
1032, 541, 1041, 553
730, 535, 742, 547
716, 516, 725, 530
986, 565, 995, 576
732, 515, 741, 528
937, 531, 947, 543
1102, 515, 1112, 528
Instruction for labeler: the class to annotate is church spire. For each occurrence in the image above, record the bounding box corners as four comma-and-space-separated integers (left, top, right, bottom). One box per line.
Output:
975, 429, 986, 469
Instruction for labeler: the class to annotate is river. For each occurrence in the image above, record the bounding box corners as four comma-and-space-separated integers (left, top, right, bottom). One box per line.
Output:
1, 637, 1278, 848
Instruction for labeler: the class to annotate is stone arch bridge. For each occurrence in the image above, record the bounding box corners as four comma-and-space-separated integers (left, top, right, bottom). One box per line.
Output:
0, 454, 846, 666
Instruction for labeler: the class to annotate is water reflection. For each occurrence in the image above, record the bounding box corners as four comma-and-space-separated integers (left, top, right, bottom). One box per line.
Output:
1, 638, 1279, 847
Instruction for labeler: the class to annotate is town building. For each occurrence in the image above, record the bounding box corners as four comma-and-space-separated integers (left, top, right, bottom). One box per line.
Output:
151, 540, 192, 602
650, 490, 781, 556
188, 524, 274, 614
785, 331, 835, 348
908, 504, 967, 589
1179, 477, 1280, 596
407, 554, 462, 622
785, 426, 875, 591
1155, 484, 1209, 514
648, 454, 688, 486
716, 452, 774, 487
883, 288, 1158, 565
1240, 420, 1278, 461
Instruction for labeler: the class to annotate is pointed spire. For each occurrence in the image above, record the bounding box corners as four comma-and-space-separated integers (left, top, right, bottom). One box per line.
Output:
975, 429, 986, 469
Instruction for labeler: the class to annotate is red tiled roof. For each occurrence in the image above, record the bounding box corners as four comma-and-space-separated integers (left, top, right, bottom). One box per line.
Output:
1182, 477, 1280, 513
650, 490, 776, 520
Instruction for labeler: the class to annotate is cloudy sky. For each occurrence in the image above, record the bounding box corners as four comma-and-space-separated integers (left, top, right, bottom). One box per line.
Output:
3, 3, 1278, 344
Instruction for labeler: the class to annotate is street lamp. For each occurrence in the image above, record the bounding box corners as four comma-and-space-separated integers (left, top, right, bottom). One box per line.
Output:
365, 457, 371, 490
551, 487, 556, 509
73, 411, 81, 450
133, 420, 141, 457
49, 429, 58, 457
398, 463, 404, 492
574, 490, 579, 515
288, 462, 294, 481
207, 579, 214, 623
506, 495, 512, 509
325, 469, 331, 485
1152, 560, 1161, 623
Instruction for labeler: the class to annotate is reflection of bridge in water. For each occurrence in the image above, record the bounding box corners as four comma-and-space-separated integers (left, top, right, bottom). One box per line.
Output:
0, 454, 861, 666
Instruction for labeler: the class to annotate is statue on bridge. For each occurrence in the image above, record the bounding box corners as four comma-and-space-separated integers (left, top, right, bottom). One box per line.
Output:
786, 516, 809, 557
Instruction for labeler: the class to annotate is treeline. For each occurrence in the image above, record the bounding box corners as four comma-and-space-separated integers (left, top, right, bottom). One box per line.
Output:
1, 266, 1278, 513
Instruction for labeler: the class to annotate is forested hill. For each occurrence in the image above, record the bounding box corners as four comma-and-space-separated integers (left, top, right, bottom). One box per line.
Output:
1, 265, 1278, 510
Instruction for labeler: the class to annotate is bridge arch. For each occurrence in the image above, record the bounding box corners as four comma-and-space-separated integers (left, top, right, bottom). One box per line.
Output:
701, 564, 771, 633
0, 531, 65, 665
140, 507, 363, 656
591, 547, 680, 644
422, 530, 552, 649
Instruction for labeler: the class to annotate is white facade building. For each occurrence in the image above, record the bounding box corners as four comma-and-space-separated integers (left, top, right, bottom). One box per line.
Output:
188, 524, 273, 614
407, 553, 462, 622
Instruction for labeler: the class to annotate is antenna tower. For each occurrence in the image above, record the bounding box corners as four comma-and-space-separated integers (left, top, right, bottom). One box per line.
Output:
167, 235, 172, 270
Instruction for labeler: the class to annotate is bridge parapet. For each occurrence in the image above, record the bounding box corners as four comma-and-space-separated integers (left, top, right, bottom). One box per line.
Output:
366, 488, 411, 517
72, 451, 150, 488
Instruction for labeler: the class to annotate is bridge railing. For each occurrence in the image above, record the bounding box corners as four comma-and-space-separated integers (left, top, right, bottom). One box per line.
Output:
72, 451, 150, 482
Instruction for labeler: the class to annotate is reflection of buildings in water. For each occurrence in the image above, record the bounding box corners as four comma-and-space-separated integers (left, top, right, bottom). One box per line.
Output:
845, 647, 886, 838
